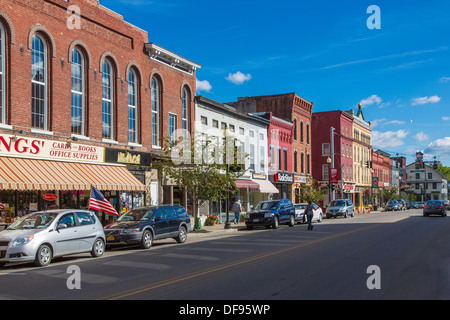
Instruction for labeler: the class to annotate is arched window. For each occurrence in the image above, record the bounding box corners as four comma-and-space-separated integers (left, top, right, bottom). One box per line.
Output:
128, 69, 138, 143
0, 23, 5, 124
31, 34, 48, 130
71, 48, 85, 135
102, 59, 114, 140
181, 86, 189, 139
151, 76, 160, 147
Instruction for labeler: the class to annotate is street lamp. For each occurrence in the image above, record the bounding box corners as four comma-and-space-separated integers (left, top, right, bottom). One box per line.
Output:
223, 128, 232, 229
327, 157, 332, 205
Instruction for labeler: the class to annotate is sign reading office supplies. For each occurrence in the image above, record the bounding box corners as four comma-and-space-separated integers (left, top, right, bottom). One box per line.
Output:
0, 133, 104, 163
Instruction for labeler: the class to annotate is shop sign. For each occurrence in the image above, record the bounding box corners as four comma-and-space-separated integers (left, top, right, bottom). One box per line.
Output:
104, 148, 152, 167
273, 172, 294, 184
252, 173, 266, 180
0, 133, 104, 163
43, 193, 58, 201
372, 177, 379, 189
295, 175, 307, 184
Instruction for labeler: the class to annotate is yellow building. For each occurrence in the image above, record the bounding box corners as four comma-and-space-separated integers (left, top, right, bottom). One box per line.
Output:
346, 104, 372, 210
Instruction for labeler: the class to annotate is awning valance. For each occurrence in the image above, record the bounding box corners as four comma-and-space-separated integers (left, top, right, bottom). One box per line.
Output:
235, 179, 260, 189
252, 179, 279, 194
0, 157, 145, 191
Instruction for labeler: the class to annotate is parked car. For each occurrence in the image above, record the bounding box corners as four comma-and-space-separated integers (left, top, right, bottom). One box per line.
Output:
294, 203, 323, 224
417, 202, 426, 209
245, 199, 295, 230
385, 200, 401, 211
442, 200, 450, 210
326, 199, 355, 218
423, 200, 447, 217
397, 199, 407, 210
104, 205, 191, 249
406, 202, 418, 209
0, 210, 106, 268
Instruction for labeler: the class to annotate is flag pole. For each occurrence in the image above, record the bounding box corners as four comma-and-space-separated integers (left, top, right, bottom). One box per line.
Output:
88, 185, 92, 210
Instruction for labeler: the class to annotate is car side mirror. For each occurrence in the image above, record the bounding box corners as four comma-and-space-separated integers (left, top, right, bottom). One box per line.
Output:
57, 223, 67, 230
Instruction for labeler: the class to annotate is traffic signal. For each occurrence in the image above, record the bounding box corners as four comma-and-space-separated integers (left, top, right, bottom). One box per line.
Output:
366, 160, 373, 169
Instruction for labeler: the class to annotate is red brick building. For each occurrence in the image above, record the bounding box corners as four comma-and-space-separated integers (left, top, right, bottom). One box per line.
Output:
0, 0, 200, 219
311, 110, 354, 206
229, 93, 313, 203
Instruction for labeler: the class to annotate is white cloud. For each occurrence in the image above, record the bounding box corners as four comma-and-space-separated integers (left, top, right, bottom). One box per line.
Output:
442, 116, 450, 121
196, 79, 212, 93
372, 130, 408, 149
413, 131, 430, 142
439, 76, 450, 83
225, 71, 252, 85
411, 95, 441, 106
424, 137, 450, 158
360, 94, 382, 107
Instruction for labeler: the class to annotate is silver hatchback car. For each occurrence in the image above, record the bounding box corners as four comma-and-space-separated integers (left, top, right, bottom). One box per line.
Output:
0, 210, 106, 267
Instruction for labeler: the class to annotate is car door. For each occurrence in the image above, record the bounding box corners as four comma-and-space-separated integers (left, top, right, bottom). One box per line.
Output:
346, 200, 354, 216
53, 213, 80, 256
152, 208, 168, 238
73, 211, 98, 252
164, 207, 178, 235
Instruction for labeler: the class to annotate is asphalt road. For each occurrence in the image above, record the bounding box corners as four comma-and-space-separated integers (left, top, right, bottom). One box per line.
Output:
0, 209, 449, 301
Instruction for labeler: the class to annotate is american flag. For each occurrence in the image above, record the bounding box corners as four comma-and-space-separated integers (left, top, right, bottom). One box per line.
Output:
89, 187, 119, 217
0, 201, 5, 210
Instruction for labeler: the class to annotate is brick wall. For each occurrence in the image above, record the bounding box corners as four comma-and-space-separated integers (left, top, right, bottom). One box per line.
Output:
0, 0, 197, 153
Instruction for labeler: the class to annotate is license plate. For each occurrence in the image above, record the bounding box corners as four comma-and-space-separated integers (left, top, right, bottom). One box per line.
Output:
107, 236, 115, 241
253, 219, 259, 222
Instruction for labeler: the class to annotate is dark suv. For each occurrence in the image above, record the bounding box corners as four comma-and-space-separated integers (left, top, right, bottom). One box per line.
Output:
104, 205, 191, 249
245, 199, 295, 230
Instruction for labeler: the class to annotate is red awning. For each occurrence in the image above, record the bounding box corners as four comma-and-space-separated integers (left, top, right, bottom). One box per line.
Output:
235, 179, 259, 189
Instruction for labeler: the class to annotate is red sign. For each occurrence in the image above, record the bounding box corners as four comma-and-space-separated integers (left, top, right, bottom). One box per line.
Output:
43, 193, 58, 201
330, 168, 338, 184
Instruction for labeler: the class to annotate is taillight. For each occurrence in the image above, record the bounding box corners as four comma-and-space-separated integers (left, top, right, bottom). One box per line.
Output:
439, 206, 443, 209
424, 206, 428, 209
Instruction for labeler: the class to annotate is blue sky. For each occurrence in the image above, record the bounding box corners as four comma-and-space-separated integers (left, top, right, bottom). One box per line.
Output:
104, 0, 450, 166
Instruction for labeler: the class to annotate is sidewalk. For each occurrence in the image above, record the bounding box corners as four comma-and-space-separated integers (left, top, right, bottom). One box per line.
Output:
188, 222, 247, 238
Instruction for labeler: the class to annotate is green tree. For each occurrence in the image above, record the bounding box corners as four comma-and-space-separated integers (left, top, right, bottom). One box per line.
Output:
158, 133, 247, 230
299, 178, 327, 204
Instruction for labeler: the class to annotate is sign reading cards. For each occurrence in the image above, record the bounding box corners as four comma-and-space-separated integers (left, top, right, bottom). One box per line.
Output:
0, 133, 104, 163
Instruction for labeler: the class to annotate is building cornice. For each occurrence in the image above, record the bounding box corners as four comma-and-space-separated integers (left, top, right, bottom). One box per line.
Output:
145, 43, 201, 75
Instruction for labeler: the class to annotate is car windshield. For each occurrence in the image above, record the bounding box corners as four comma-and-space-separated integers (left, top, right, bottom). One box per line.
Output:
255, 201, 279, 211
389, 201, 398, 205
7, 212, 58, 230
330, 200, 346, 207
118, 208, 155, 221
295, 204, 307, 210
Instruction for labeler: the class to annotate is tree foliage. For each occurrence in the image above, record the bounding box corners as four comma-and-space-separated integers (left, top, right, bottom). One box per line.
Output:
157, 133, 247, 227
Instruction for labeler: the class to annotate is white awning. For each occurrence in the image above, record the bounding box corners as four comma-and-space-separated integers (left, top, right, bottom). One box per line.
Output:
252, 179, 279, 194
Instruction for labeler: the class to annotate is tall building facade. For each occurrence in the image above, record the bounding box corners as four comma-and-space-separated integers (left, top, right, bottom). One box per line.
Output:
0, 0, 199, 221
228, 93, 313, 203
345, 104, 372, 209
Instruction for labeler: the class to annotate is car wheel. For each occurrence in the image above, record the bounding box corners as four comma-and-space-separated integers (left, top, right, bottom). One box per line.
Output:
272, 216, 279, 229
34, 244, 52, 267
140, 230, 153, 249
288, 215, 295, 227
175, 225, 188, 243
91, 238, 105, 257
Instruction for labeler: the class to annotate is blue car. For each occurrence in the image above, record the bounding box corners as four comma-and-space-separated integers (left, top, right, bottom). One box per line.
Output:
245, 199, 295, 230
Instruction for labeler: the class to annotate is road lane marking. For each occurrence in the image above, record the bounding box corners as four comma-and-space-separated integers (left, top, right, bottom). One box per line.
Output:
101, 223, 380, 300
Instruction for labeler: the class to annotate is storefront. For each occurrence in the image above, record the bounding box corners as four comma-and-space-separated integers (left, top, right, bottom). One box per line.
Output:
0, 133, 145, 225
269, 172, 294, 201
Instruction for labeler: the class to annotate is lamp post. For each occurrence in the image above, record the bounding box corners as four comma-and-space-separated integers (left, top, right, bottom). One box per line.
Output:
327, 156, 332, 205
223, 128, 232, 229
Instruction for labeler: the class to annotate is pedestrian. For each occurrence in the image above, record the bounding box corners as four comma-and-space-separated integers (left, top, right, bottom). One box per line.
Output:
232, 200, 242, 224
305, 200, 314, 230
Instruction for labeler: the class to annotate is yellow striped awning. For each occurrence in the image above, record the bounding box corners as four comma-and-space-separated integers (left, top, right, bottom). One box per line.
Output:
0, 157, 145, 191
